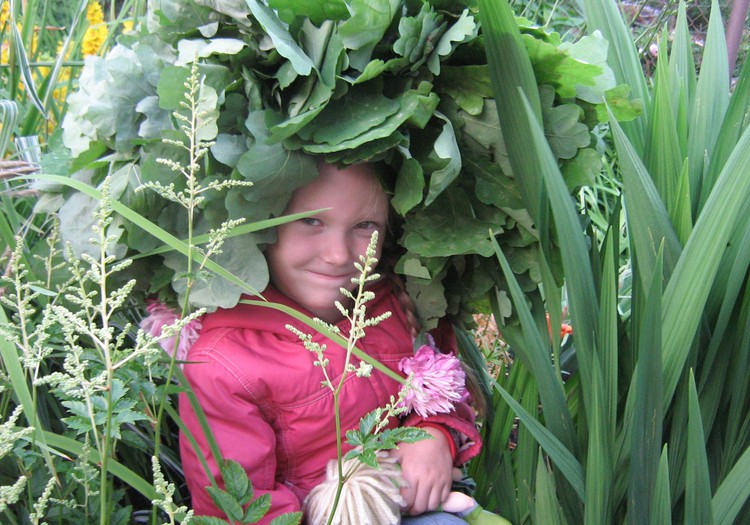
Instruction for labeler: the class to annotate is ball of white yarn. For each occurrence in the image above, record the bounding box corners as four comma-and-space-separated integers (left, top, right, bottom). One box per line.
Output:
303, 452, 405, 525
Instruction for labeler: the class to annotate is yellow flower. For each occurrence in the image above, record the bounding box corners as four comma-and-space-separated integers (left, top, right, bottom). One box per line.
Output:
0, 1, 9, 29
86, 1, 104, 25
81, 1, 108, 56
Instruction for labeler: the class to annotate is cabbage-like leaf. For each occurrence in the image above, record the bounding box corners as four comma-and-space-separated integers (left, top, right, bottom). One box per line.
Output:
403, 189, 497, 257
427, 9, 478, 75
268, 0, 348, 25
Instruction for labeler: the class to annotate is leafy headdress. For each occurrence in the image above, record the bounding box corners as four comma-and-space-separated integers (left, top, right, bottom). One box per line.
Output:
49, 0, 627, 328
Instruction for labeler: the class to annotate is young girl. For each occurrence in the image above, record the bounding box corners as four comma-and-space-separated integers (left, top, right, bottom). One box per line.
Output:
179, 161, 483, 524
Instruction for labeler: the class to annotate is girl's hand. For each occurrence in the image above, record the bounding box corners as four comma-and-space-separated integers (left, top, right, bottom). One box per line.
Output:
392, 426, 453, 515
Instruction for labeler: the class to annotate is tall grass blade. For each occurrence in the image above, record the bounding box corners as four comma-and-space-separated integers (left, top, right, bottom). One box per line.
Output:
628, 248, 664, 524
668, 1, 697, 115
519, 93, 598, 388
477, 0, 544, 223
0, 100, 19, 156
489, 234, 575, 449
597, 224, 619, 446
684, 372, 713, 525
712, 443, 750, 525
492, 379, 586, 500
661, 119, 750, 407
609, 114, 682, 286
40, 0, 89, 113
33, 431, 157, 502
645, 32, 681, 215
583, 354, 612, 525
0, 308, 58, 479
534, 451, 568, 525
8, 15, 47, 116
704, 43, 750, 197
689, 0, 730, 210
649, 446, 673, 524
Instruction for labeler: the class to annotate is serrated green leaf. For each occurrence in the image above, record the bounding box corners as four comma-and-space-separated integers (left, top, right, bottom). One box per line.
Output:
270, 512, 303, 525
425, 114, 461, 205
192, 517, 229, 525
427, 9, 478, 75
245, 493, 272, 522
206, 487, 244, 521
221, 460, 251, 502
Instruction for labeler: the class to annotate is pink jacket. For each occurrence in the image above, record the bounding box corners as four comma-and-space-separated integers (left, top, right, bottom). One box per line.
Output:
179, 278, 482, 522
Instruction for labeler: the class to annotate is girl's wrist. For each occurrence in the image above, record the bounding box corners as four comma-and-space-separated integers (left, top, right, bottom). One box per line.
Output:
414, 422, 458, 462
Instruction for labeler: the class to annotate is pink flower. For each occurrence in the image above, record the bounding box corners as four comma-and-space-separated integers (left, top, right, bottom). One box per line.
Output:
140, 301, 201, 365
398, 345, 468, 418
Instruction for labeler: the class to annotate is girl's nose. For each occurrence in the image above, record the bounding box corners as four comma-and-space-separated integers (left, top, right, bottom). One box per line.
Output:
321, 231, 353, 266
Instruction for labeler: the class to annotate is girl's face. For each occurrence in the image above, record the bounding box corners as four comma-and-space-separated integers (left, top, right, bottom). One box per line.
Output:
265, 162, 390, 323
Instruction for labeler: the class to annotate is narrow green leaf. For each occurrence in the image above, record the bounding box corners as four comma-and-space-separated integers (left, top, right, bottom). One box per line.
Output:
519, 93, 599, 400
685, 372, 713, 525
477, 0, 544, 223
583, 354, 613, 525
492, 379, 585, 500
0, 308, 58, 480
9, 20, 46, 116
689, 0, 730, 209
0, 100, 19, 156
645, 32, 682, 218
668, 1, 697, 112
489, 235, 575, 450
609, 114, 682, 288
672, 160, 693, 245
597, 217, 620, 432
713, 443, 750, 525
534, 451, 567, 525
30, 431, 156, 501
649, 446, 673, 524
628, 248, 664, 524
662, 118, 750, 407
163, 400, 221, 490
704, 36, 750, 197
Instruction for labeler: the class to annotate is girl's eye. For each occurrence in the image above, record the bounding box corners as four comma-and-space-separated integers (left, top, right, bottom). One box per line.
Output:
355, 221, 378, 230
299, 217, 322, 226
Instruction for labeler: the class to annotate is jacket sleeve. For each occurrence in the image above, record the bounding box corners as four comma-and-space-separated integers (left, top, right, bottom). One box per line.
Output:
400, 319, 482, 466
179, 351, 301, 523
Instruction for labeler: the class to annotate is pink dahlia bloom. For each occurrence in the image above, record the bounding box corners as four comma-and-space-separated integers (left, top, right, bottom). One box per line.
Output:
398, 345, 468, 418
140, 301, 201, 365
